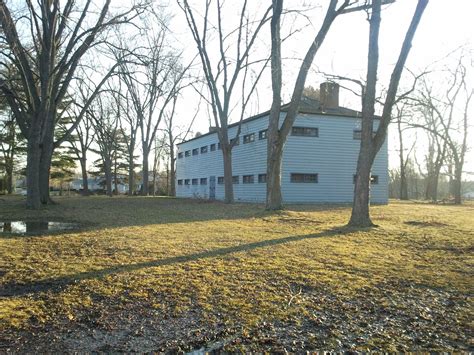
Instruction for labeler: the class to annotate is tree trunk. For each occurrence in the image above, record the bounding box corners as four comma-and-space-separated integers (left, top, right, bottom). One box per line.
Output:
169, 148, 176, 197
266, 141, 283, 210
39, 142, 54, 205
104, 159, 113, 197
80, 157, 89, 195
349, 150, 375, 227
128, 151, 134, 196
6, 158, 13, 194
26, 134, 41, 209
142, 145, 149, 196
453, 164, 462, 204
222, 147, 234, 203
113, 160, 118, 195
400, 166, 408, 200
398, 119, 408, 200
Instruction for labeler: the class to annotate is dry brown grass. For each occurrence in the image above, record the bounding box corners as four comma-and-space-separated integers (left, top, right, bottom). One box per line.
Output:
0, 196, 472, 351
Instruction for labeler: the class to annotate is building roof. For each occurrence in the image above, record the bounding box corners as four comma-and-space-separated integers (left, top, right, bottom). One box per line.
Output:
177, 96, 367, 146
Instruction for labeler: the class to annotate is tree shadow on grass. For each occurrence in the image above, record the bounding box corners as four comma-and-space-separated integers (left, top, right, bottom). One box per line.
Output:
0, 226, 350, 298
0, 195, 355, 233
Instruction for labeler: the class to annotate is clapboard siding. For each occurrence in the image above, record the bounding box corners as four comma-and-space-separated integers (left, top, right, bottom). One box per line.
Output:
176, 112, 388, 203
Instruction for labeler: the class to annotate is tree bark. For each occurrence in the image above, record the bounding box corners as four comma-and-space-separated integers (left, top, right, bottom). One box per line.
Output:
222, 146, 234, 204
104, 159, 113, 197
169, 151, 176, 197
26, 133, 41, 209
142, 144, 149, 196
453, 164, 462, 204
80, 156, 89, 195
128, 151, 135, 196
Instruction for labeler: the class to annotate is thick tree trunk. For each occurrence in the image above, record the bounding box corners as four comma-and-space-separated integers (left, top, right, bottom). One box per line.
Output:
6, 159, 13, 194
26, 134, 41, 209
142, 145, 149, 196
104, 159, 113, 197
266, 142, 283, 210
39, 141, 54, 205
453, 164, 462, 204
349, 150, 375, 227
80, 157, 89, 195
222, 147, 233, 204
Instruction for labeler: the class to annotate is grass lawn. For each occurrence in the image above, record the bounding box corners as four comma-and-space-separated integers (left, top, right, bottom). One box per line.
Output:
0, 195, 472, 352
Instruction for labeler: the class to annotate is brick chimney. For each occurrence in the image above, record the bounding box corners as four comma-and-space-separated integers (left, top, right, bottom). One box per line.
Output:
320, 82, 339, 109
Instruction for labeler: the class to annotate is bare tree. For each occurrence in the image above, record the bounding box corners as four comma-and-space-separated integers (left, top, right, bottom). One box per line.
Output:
267, 0, 382, 210
89, 96, 120, 197
63, 79, 97, 196
348, 0, 428, 227
394, 103, 416, 200
118, 20, 187, 196
0, 0, 144, 208
179, 0, 271, 203
414, 56, 473, 204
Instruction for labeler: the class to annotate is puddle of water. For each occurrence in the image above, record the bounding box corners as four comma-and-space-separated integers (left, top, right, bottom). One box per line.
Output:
0, 221, 80, 235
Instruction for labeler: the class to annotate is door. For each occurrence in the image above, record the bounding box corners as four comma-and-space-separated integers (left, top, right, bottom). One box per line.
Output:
209, 176, 216, 200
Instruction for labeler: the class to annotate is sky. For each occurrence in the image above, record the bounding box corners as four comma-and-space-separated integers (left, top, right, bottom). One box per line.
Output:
166, 0, 474, 177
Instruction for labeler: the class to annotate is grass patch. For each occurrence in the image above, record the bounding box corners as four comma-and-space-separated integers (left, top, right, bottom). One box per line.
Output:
0, 196, 472, 352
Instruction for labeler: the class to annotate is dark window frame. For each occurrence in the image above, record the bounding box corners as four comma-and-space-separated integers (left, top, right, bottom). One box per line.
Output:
192, 148, 199, 156
291, 126, 319, 137
259, 129, 267, 140
200, 146, 208, 154
192, 178, 199, 185
185, 150, 191, 157
178, 152, 183, 159
258, 174, 267, 183
210, 143, 216, 151
232, 176, 239, 184
243, 175, 254, 184
177, 179, 183, 185
290, 173, 318, 183
217, 176, 224, 184
200, 178, 208, 185
184, 179, 190, 185
243, 133, 255, 144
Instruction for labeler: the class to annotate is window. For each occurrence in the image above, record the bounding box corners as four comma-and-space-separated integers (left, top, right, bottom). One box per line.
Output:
192, 178, 198, 185
178, 179, 183, 185
201, 146, 208, 154
243, 133, 255, 144
218, 176, 224, 184
353, 174, 379, 184
200, 178, 207, 185
258, 174, 267, 183
291, 173, 318, 183
184, 179, 190, 185
243, 175, 254, 184
291, 126, 318, 137
232, 176, 239, 184
192, 148, 199, 156
210, 143, 216, 151
230, 137, 239, 146
353, 129, 376, 140
218, 142, 222, 150
259, 129, 267, 140
178, 152, 183, 159
185, 150, 191, 157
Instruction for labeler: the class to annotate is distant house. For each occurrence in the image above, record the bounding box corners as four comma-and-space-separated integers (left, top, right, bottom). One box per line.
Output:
463, 191, 474, 200
70, 176, 129, 194
176, 82, 388, 204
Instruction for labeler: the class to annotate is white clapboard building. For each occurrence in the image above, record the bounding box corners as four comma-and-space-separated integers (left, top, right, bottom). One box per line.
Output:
176, 83, 388, 204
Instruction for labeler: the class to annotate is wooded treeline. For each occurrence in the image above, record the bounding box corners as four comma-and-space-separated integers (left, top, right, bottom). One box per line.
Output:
0, 0, 472, 227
